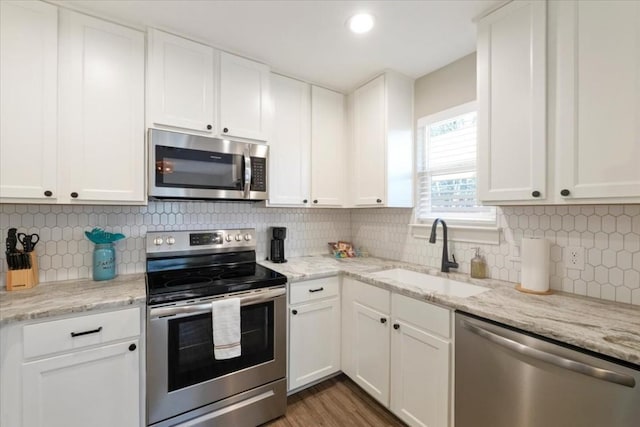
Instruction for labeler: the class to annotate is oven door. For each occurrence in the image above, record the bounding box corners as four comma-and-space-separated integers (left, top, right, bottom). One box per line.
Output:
147, 287, 286, 426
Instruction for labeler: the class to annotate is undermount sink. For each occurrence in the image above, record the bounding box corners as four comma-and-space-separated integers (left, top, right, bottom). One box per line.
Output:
370, 268, 490, 298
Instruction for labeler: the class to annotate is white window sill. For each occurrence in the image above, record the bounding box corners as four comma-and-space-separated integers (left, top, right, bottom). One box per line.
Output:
410, 223, 501, 245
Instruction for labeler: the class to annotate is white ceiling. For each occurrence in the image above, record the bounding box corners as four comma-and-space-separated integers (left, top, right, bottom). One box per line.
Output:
52, 0, 501, 93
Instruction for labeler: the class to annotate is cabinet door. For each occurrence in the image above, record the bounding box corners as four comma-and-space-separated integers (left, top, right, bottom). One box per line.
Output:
353, 75, 387, 206
219, 52, 270, 141
59, 10, 145, 203
148, 29, 215, 134
288, 298, 340, 391
391, 320, 450, 427
22, 340, 140, 427
310, 86, 346, 207
0, 1, 58, 202
269, 74, 311, 206
555, 1, 640, 202
477, 0, 547, 203
351, 301, 390, 407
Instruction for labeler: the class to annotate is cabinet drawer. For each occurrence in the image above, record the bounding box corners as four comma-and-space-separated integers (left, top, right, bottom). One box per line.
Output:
290, 277, 339, 305
392, 294, 450, 339
23, 307, 141, 359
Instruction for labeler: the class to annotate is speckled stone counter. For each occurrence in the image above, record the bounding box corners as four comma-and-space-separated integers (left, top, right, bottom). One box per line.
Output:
261, 255, 640, 366
0, 274, 146, 325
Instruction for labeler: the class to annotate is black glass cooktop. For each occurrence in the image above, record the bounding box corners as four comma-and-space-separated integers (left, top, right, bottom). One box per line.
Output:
146, 251, 286, 305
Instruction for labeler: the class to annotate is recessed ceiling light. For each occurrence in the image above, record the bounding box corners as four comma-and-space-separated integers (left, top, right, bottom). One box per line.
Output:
347, 13, 375, 34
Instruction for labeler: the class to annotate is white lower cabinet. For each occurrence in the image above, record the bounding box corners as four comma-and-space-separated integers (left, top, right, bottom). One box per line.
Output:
342, 277, 452, 427
288, 277, 341, 392
0, 306, 143, 427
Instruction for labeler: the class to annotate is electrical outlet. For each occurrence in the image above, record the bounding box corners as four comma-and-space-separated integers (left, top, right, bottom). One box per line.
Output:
564, 246, 585, 270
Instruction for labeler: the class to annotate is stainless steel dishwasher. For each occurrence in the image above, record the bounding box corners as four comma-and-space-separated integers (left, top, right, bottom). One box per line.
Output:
455, 312, 640, 427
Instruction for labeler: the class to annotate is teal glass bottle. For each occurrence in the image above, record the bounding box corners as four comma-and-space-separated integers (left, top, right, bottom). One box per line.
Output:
93, 243, 116, 281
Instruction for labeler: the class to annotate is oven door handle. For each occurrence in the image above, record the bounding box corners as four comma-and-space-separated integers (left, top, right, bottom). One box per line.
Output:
243, 144, 252, 199
149, 287, 285, 319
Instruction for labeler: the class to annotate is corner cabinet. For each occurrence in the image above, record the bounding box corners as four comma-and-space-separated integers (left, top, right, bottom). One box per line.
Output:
0, 4, 145, 205
554, 0, 640, 203
341, 277, 452, 427
0, 306, 144, 427
288, 277, 341, 392
350, 72, 414, 208
0, 0, 58, 202
219, 52, 271, 142
477, 0, 547, 203
147, 29, 216, 134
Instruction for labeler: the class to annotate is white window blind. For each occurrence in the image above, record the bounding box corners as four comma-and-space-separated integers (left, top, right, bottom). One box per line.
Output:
416, 102, 495, 224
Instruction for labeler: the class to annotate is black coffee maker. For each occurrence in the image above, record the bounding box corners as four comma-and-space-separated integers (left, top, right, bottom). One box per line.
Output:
269, 227, 287, 263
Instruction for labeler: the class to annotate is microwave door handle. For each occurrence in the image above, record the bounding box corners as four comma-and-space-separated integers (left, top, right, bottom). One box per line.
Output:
243, 145, 252, 198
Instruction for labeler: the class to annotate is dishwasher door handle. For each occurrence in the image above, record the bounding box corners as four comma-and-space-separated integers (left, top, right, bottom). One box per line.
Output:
461, 319, 636, 388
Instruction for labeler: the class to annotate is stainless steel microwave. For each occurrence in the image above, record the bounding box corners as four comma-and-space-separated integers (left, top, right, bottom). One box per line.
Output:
148, 129, 268, 201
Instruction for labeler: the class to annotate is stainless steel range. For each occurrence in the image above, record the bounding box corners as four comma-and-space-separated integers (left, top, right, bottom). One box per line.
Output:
145, 229, 287, 427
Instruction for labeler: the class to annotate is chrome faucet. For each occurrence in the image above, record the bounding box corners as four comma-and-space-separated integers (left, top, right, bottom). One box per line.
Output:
429, 218, 459, 273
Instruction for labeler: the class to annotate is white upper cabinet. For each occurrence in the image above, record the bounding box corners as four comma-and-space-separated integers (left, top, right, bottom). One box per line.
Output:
59, 10, 145, 203
477, 0, 547, 203
268, 74, 311, 206
148, 29, 216, 134
351, 72, 414, 208
0, 1, 58, 202
554, 0, 640, 203
219, 52, 271, 141
310, 86, 347, 207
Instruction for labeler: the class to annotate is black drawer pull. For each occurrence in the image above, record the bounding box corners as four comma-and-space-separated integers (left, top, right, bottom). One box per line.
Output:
129, 343, 137, 351
292, 309, 298, 315
380, 318, 387, 324
70, 326, 102, 338
393, 323, 400, 330
308, 287, 324, 293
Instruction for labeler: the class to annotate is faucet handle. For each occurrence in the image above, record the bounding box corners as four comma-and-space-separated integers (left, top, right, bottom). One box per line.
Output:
450, 253, 459, 269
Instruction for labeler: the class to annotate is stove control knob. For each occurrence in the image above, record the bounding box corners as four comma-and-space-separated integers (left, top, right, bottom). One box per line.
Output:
244, 234, 252, 241
153, 237, 163, 246
235, 234, 242, 242
166, 237, 176, 245
225, 234, 233, 243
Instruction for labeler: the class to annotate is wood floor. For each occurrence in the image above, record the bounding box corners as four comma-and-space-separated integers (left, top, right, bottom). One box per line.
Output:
263, 375, 405, 427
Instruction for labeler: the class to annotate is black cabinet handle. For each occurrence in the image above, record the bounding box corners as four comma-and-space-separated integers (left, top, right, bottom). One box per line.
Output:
70, 192, 79, 198
560, 189, 571, 197
223, 127, 229, 133
44, 190, 53, 197
380, 318, 387, 324
532, 191, 541, 198
308, 287, 324, 293
313, 200, 318, 204
393, 323, 400, 330
129, 343, 137, 351
292, 309, 298, 315
70, 326, 102, 338
376, 199, 382, 203
206, 124, 212, 130
303, 199, 308, 204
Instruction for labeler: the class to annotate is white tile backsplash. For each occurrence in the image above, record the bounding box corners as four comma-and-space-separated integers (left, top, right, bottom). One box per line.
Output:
2, 202, 639, 306
351, 205, 640, 305
0, 202, 351, 284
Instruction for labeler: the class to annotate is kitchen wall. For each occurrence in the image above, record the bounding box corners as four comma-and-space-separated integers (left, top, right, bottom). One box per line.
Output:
0, 202, 351, 284
351, 206, 640, 305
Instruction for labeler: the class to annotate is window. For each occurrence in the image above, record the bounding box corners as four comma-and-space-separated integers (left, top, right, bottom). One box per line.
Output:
415, 102, 495, 225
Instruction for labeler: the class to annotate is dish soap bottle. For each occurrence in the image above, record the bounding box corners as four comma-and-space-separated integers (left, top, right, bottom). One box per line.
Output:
470, 247, 487, 279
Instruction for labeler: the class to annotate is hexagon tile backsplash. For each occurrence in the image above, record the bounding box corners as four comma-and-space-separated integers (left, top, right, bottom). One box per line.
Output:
351, 205, 640, 305
0, 202, 351, 285
1, 202, 639, 306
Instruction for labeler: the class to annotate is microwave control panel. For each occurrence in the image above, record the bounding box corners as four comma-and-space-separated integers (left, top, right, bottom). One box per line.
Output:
251, 157, 266, 192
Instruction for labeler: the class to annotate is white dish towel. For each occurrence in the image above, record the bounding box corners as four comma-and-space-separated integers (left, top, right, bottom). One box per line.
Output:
211, 298, 241, 360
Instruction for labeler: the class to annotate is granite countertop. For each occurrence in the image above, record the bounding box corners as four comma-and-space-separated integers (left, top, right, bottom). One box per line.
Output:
260, 255, 640, 366
0, 274, 146, 325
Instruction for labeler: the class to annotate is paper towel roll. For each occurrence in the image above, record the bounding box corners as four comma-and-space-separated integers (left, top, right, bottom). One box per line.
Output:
521, 237, 550, 292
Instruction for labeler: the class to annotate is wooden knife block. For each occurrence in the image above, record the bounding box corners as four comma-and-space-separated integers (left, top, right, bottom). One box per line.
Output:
6, 252, 39, 291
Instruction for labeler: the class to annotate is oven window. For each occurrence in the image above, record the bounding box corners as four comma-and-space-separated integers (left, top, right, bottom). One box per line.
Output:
155, 145, 243, 190
167, 302, 274, 392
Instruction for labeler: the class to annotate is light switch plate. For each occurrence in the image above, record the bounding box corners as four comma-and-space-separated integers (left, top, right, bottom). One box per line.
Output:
564, 246, 585, 270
